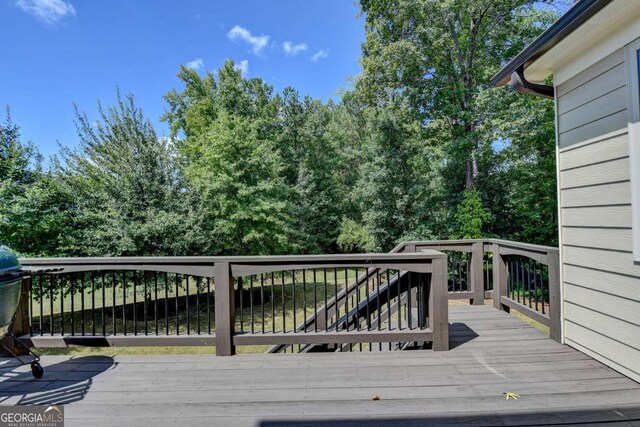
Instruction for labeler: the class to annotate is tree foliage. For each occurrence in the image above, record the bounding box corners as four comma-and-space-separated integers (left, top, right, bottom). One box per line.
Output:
1, 2, 562, 256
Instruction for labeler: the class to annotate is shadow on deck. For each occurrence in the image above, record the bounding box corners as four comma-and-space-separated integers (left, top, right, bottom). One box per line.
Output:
0, 305, 638, 426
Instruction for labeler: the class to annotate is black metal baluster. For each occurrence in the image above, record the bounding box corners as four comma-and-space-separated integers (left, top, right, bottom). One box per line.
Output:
377, 269, 382, 351
271, 272, 275, 333
313, 269, 318, 333
355, 268, 360, 332
333, 268, 338, 331
195, 276, 200, 335
407, 271, 412, 330
281, 273, 286, 333
323, 268, 328, 331
50, 276, 54, 336
260, 273, 265, 334
28, 276, 33, 336
292, 270, 297, 330
175, 274, 179, 335
155, 273, 160, 335
122, 272, 127, 336
397, 270, 402, 330
91, 273, 95, 336
239, 277, 244, 333
542, 265, 547, 315
206, 277, 210, 335
144, 271, 148, 335
70, 274, 75, 336
250, 275, 254, 334
165, 272, 170, 335
185, 276, 190, 335
365, 269, 371, 331
527, 259, 532, 308
386, 270, 392, 330
133, 271, 137, 335
533, 262, 539, 312
101, 273, 106, 336
111, 272, 116, 335
39, 274, 44, 336
80, 273, 85, 336
302, 270, 307, 332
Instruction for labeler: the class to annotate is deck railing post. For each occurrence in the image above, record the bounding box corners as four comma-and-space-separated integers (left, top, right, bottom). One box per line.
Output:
492, 243, 509, 312
548, 251, 562, 343
429, 255, 449, 351
470, 242, 484, 305
403, 243, 416, 253
214, 261, 235, 356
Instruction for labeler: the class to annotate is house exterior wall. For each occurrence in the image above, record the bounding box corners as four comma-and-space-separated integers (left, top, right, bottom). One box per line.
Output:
556, 48, 640, 383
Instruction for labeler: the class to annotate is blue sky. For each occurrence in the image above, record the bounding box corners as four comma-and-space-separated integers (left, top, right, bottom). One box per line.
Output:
1, 0, 365, 159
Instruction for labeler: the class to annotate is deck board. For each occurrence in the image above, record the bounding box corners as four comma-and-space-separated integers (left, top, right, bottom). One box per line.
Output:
1, 305, 639, 426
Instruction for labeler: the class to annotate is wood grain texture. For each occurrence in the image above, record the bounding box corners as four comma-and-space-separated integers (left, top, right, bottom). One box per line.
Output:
1, 305, 639, 426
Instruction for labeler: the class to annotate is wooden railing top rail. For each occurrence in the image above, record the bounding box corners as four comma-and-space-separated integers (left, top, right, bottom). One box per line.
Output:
19, 251, 446, 277
398, 238, 558, 254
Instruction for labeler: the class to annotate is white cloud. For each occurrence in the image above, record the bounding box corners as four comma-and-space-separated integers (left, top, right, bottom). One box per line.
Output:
185, 58, 204, 70
227, 25, 269, 55
283, 41, 308, 56
237, 60, 249, 76
310, 49, 329, 63
15, 0, 76, 25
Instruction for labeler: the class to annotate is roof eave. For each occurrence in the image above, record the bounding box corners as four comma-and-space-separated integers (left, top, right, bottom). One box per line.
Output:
491, 0, 613, 88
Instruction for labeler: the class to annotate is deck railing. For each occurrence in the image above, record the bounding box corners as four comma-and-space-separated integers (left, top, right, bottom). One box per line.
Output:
14, 238, 559, 354
17, 252, 449, 355
394, 239, 561, 342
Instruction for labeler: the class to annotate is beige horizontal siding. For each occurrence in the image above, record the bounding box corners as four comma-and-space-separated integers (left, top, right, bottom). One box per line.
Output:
558, 109, 627, 148
562, 205, 631, 227
562, 181, 630, 207
565, 322, 640, 383
557, 46, 640, 383
559, 131, 628, 170
557, 49, 624, 97
561, 157, 629, 188
564, 284, 640, 327
562, 246, 638, 276
558, 86, 627, 133
557, 62, 626, 114
562, 227, 632, 252
563, 264, 640, 297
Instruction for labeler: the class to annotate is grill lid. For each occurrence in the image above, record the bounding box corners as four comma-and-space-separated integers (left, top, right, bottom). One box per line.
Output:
0, 245, 21, 274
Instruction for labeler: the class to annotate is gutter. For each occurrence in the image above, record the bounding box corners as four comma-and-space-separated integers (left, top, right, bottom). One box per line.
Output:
491, 0, 613, 91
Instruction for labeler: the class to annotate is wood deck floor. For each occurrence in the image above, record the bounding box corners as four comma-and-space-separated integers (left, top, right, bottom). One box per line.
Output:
0, 305, 639, 426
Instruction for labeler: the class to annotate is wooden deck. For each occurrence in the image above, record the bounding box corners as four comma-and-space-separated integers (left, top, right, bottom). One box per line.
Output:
0, 305, 639, 426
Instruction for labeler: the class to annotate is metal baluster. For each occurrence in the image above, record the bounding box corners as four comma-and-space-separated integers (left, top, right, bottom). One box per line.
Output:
91, 273, 95, 336
292, 270, 297, 331
38, 274, 44, 336
271, 272, 275, 333
206, 277, 211, 335
28, 275, 33, 336
122, 272, 126, 336
333, 268, 338, 331
365, 269, 371, 331
185, 275, 189, 335
156, 273, 160, 335
195, 276, 200, 335
111, 272, 116, 335
355, 268, 361, 332
144, 271, 148, 335
397, 270, 402, 330
260, 273, 265, 334
344, 268, 349, 331
527, 259, 532, 308
542, 265, 547, 315
239, 277, 244, 333
313, 269, 318, 333
70, 274, 75, 336
386, 269, 392, 331
101, 273, 106, 336
175, 274, 179, 335
407, 271, 412, 330
133, 271, 137, 335
80, 273, 85, 336
166, 272, 170, 335
250, 275, 254, 334
281, 273, 286, 333
302, 270, 307, 332
323, 268, 328, 331
50, 275, 54, 336
533, 261, 539, 312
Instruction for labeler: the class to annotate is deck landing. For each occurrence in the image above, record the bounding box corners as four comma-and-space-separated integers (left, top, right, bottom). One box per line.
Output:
0, 305, 639, 426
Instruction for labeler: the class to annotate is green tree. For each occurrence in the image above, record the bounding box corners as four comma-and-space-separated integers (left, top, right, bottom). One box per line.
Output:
56, 91, 195, 256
